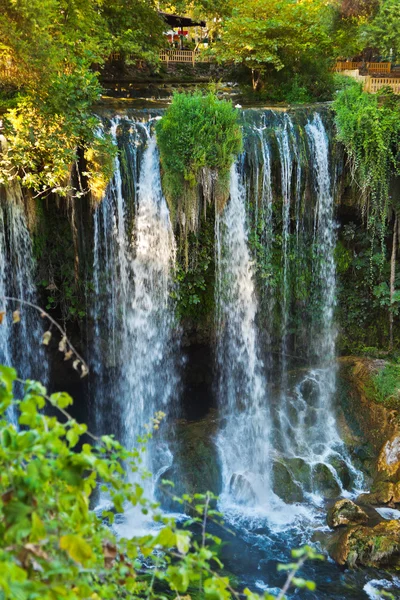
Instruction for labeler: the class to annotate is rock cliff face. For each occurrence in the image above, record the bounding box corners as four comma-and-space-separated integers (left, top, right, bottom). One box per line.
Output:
326, 359, 400, 569
339, 357, 400, 454
328, 519, 400, 568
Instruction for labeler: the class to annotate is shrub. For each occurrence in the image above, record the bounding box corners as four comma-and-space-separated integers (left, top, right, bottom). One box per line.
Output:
156, 91, 242, 227
0, 364, 321, 599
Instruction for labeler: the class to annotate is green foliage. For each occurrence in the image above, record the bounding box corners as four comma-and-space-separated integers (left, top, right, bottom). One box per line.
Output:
0, 0, 165, 196
156, 91, 242, 218
172, 212, 216, 322
335, 222, 400, 354
360, 0, 400, 58
214, 0, 338, 92
0, 364, 321, 599
370, 362, 400, 409
333, 83, 400, 257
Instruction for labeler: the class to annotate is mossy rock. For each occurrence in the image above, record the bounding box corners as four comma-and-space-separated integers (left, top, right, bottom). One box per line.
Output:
158, 414, 221, 506
327, 499, 368, 529
329, 457, 353, 491
328, 520, 400, 568
272, 461, 304, 503
312, 463, 341, 499
284, 457, 312, 492
357, 480, 400, 506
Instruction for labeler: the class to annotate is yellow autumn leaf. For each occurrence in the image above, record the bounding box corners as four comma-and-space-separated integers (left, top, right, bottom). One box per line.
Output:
60, 534, 93, 565
42, 331, 52, 346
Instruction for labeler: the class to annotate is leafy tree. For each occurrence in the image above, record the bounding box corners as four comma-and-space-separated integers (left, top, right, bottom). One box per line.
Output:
0, 363, 322, 599
0, 0, 165, 197
360, 0, 400, 58
214, 0, 335, 90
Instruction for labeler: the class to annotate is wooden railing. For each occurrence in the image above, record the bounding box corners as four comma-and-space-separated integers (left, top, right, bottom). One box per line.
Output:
107, 50, 212, 66
335, 61, 391, 74
335, 61, 362, 71
364, 77, 400, 94
159, 49, 212, 64
367, 62, 391, 74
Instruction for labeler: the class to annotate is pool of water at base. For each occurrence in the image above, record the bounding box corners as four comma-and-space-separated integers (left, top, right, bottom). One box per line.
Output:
205, 518, 400, 599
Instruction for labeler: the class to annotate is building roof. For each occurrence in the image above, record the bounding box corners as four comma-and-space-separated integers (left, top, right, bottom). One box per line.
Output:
159, 12, 206, 28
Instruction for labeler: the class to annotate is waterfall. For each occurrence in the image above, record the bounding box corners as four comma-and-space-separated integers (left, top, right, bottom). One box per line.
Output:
91, 118, 179, 521
275, 113, 362, 495
0, 183, 47, 423
124, 135, 178, 486
214, 109, 362, 532
215, 164, 274, 516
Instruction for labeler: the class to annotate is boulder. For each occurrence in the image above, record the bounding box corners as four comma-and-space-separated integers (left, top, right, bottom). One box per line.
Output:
328, 520, 400, 568
312, 463, 341, 499
327, 499, 368, 529
285, 457, 312, 492
157, 413, 221, 508
357, 481, 400, 506
377, 434, 400, 479
229, 473, 256, 505
272, 461, 304, 503
329, 457, 353, 491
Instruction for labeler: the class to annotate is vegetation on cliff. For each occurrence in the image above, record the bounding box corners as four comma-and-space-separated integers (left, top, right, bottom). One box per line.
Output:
156, 91, 242, 264
334, 83, 400, 350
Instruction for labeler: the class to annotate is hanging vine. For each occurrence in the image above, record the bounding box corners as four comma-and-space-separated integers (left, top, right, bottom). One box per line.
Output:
333, 82, 400, 264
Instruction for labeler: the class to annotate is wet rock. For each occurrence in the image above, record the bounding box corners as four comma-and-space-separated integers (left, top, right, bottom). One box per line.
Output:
299, 377, 320, 407
158, 414, 221, 506
329, 457, 353, 491
377, 434, 400, 479
312, 463, 341, 499
327, 499, 368, 528
229, 473, 256, 505
357, 481, 400, 506
272, 461, 304, 503
284, 457, 312, 492
328, 520, 400, 568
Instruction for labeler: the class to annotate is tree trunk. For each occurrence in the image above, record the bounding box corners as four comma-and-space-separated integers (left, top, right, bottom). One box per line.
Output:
251, 69, 260, 91
389, 212, 398, 350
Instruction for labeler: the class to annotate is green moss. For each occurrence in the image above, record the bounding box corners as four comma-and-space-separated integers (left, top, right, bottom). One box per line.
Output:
156, 91, 242, 237
370, 363, 400, 410
172, 209, 215, 323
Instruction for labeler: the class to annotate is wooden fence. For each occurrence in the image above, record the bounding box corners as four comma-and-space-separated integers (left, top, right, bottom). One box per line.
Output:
159, 49, 212, 64
364, 77, 400, 94
335, 61, 391, 74
107, 50, 211, 65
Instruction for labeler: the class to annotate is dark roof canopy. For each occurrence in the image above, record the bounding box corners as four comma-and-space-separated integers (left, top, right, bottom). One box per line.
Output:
159, 11, 206, 28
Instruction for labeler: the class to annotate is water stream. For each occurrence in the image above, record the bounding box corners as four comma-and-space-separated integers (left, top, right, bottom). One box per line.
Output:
91, 118, 179, 527
0, 178, 47, 423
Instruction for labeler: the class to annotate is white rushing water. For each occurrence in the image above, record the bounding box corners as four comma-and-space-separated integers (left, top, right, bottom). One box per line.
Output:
275, 113, 363, 497
215, 164, 290, 524
215, 111, 363, 536
0, 179, 47, 423
91, 119, 179, 530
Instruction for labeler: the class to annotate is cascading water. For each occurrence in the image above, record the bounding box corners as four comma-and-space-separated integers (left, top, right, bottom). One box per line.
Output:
216, 164, 279, 520
214, 109, 363, 544
0, 179, 47, 423
91, 117, 179, 525
275, 113, 362, 496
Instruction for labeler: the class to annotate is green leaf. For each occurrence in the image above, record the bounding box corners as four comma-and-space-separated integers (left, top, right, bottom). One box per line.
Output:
59, 534, 93, 565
